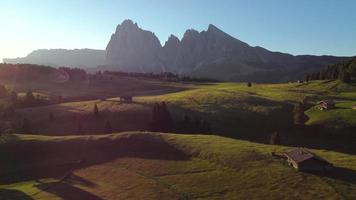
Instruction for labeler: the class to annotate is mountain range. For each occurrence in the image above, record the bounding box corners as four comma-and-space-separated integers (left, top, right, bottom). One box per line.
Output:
3, 49, 105, 69
4, 19, 349, 82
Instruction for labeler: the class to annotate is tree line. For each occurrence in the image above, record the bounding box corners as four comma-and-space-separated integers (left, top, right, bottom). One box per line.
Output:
101, 70, 220, 82
0, 63, 87, 83
304, 57, 356, 83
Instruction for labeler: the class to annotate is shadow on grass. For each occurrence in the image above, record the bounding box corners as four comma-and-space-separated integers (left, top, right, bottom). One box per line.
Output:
0, 189, 34, 200
36, 181, 103, 200
308, 167, 356, 184
66, 174, 97, 188
0, 134, 191, 184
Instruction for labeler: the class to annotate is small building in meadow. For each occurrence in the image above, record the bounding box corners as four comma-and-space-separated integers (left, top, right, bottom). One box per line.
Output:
284, 148, 333, 172
120, 96, 133, 103
319, 100, 335, 110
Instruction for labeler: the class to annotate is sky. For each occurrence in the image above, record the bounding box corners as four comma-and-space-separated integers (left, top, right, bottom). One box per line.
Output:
1, 0, 356, 62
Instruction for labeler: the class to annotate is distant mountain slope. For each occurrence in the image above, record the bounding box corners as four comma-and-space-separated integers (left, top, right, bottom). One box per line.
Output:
3, 49, 105, 68
104, 20, 348, 82
305, 57, 356, 82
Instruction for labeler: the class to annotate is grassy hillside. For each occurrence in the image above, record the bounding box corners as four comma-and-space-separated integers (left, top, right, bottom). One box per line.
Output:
138, 80, 356, 135
4, 80, 355, 153
0, 132, 355, 200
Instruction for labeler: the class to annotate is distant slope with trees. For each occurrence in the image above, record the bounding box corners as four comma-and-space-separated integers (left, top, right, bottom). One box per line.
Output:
305, 57, 356, 83
3, 49, 105, 69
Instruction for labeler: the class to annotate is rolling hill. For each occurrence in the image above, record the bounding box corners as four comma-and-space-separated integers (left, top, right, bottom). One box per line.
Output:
0, 70, 355, 199
0, 132, 355, 200
2, 78, 354, 154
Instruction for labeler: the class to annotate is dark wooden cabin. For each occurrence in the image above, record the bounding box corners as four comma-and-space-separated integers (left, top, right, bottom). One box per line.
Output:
284, 148, 333, 172
319, 100, 335, 110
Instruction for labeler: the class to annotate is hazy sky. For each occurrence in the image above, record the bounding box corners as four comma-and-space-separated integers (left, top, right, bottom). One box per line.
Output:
1, 0, 356, 62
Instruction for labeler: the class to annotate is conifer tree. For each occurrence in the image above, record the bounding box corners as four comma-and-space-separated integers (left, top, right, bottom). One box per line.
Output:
270, 132, 280, 145
94, 104, 99, 117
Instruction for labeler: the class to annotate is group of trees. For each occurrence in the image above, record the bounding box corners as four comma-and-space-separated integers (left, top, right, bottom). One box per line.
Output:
92, 104, 112, 134
0, 84, 50, 113
10, 90, 49, 108
102, 71, 178, 80
150, 102, 173, 132
149, 102, 211, 133
101, 70, 219, 82
304, 57, 356, 83
58, 67, 87, 81
0, 64, 88, 83
0, 63, 54, 82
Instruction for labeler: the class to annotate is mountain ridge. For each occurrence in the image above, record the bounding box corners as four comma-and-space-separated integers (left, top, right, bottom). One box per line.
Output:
4, 19, 350, 82
3, 48, 105, 69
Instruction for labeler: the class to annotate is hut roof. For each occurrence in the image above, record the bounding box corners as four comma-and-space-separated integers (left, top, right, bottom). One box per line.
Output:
319, 100, 335, 105
284, 148, 331, 164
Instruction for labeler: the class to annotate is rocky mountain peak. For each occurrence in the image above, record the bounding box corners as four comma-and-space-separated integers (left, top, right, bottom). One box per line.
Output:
105, 19, 163, 72
115, 19, 139, 33
104, 19, 346, 82
164, 35, 180, 47
183, 29, 200, 39
207, 24, 220, 32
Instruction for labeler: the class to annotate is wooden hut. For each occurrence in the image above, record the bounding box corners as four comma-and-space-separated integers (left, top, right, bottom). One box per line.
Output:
284, 148, 333, 172
319, 100, 335, 110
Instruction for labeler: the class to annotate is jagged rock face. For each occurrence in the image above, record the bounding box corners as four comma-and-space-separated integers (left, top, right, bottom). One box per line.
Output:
174, 24, 294, 75
161, 35, 180, 72
104, 20, 347, 82
105, 20, 163, 72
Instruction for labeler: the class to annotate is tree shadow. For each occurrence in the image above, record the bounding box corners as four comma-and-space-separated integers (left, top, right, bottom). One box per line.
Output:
65, 174, 97, 188
307, 166, 356, 184
0, 188, 34, 200
36, 181, 103, 200
0, 134, 191, 184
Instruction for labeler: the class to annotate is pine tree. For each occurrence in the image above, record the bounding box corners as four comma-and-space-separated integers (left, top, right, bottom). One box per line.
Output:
304, 74, 310, 82
340, 71, 351, 83
270, 132, 280, 145
94, 104, 99, 117
160, 101, 173, 131
150, 101, 173, 132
